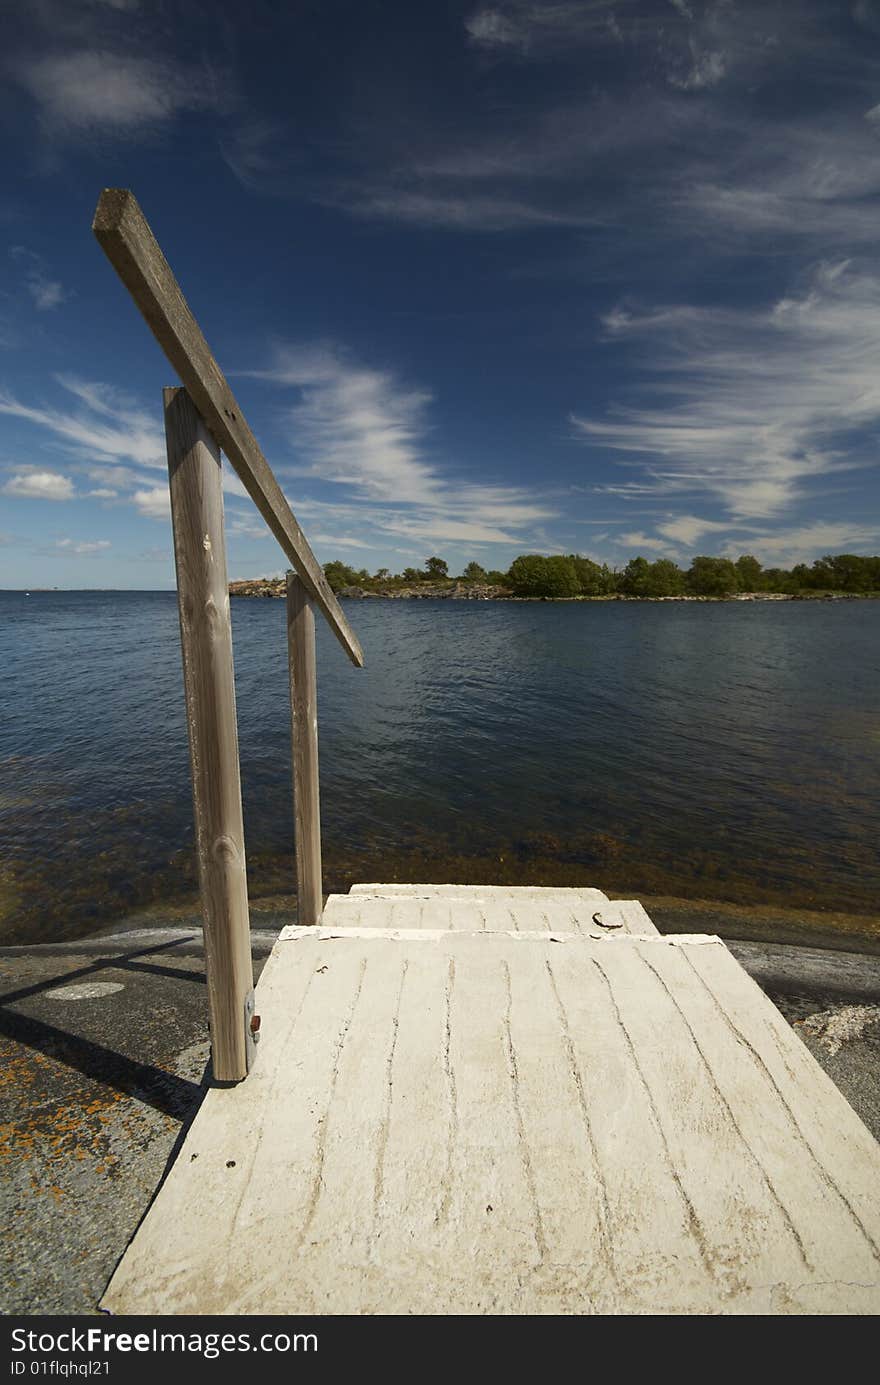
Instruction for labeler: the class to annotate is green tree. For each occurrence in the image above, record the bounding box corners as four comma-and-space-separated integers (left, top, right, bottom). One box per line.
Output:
685, 556, 740, 596
644, 559, 685, 596
486, 570, 508, 585
824, 554, 874, 592
508, 555, 546, 596
569, 555, 612, 595
462, 561, 487, 582
761, 567, 796, 593
424, 556, 449, 578
618, 557, 685, 597
544, 556, 580, 597
323, 560, 360, 592
508, 554, 579, 597
806, 556, 834, 589
791, 563, 813, 590
619, 556, 652, 596
735, 555, 762, 592
401, 566, 423, 583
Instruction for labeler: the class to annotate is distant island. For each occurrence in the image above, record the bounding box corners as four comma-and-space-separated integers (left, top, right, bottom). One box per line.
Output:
230, 551, 880, 601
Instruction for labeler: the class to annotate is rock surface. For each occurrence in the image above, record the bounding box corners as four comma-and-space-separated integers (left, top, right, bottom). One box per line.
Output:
229, 577, 510, 600
229, 578, 877, 602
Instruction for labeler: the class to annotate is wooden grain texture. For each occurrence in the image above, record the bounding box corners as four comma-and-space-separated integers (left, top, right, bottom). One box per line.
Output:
93, 188, 362, 668
165, 387, 254, 1081
287, 572, 323, 927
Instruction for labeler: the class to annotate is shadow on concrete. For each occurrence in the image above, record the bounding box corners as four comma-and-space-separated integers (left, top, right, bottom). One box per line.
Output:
0, 1008, 201, 1120
0, 935, 199, 1006
0, 936, 206, 1120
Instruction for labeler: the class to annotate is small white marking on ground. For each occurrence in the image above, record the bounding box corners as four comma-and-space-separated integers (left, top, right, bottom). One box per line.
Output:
44, 981, 125, 1001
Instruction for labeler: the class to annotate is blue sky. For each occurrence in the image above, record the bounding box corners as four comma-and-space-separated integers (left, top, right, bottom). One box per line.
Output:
2, 0, 880, 588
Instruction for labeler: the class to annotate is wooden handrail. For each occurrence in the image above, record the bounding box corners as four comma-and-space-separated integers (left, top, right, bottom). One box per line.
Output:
95, 192, 359, 1080
92, 188, 363, 669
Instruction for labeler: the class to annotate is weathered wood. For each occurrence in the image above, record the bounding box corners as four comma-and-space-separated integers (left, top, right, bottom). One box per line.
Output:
286, 572, 322, 927
165, 387, 254, 1082
93, 188, 363, 669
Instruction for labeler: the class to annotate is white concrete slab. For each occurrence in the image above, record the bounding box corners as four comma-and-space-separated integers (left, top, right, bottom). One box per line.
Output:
350, 883, 610, 901
101, 901, 880, 1316
321, 890, 657, 935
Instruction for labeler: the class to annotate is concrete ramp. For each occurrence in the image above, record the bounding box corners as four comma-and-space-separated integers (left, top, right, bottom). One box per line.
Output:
101, 890, 880, 1315
322, 886, 658, 935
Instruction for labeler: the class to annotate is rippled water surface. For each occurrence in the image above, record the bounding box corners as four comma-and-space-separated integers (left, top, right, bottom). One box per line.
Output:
1, 591, 878, 943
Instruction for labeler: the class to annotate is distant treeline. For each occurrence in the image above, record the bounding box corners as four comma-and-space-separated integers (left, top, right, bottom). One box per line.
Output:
324, 552, 880, 599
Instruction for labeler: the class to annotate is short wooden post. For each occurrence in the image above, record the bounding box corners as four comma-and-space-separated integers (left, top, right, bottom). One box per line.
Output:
165, 386, 254, 1082
286, 572, 322, 926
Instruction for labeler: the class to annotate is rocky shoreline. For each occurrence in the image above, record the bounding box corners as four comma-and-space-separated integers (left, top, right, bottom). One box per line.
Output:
230, 577, 507, 600
229, 577, 875, 602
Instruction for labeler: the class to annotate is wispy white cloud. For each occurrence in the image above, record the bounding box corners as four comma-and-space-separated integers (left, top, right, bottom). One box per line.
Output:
85, 465, 142, 490
334, 189, 596, 232
28, 278, 66, 310
464, 2, 636, 56
667, 42, 726, 92
617, 514, 880, 567
55, 376, 125, 416
219, 465, 250, 500
0, 371, 393, 537
463, 0, 822, 96
0, 378, 164, 470
257, 346, 441, 505
323, 85, 703, 233
304, 1, 880, 252
593, 481, 660, 500
309, 533, 375, 550
0, 377, 287, 537
219, 120, 301, 193
250, 344, 555, 547
618, 530, 678, 556
3, 470, 75, 500
132, 485, 171, 519
718, 521, 880, 568
56, 537, 111, 555
573, 260, 880, 520
290, 495, 546, 550
11, 247, 68, 311
14, 50, 225, 137
226, 514, 272, 541
685, 113, 880, 248
656, 514, 733, 547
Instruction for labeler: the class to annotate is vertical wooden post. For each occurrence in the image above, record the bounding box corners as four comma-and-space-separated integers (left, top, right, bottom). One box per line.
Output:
165, 386, 254, 1082
286, 572, 323, 926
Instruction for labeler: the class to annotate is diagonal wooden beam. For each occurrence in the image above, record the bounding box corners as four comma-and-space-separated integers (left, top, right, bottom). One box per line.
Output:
92, 188, 364, 668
